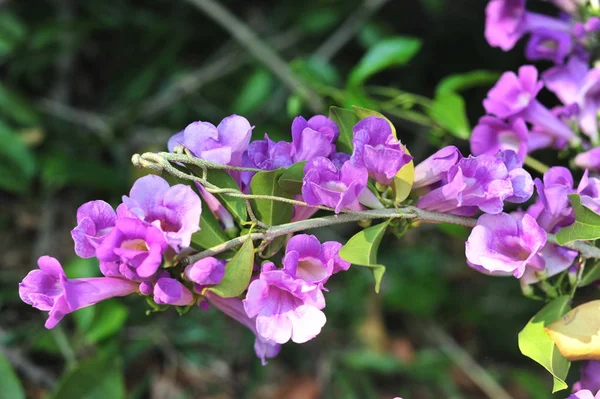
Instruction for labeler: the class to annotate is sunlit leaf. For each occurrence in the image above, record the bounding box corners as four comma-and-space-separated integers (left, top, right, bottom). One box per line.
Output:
207, 238, 254, 298
546, 300, 600, 361
555, 194, 600, 244
340, 220, 390, 293
518, 296, 571, 393
428, 92, 471, 139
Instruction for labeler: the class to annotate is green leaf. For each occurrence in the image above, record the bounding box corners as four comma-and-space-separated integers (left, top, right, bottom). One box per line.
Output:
191, 202, 230, 250
0, 84, 39, 125
518, 296, 571, 393
292, 57, 341, 86
0, 122, 36, 194
436, 70, 500, 95
0, 351, 25, 399
207, 238, 254, 298
232, 68, 274, 114
287, 94, 302, 118
339, 220, 390, 293
40, 152, 122, 192
556, 194, 600, 244
349, 36, 421, 86
49, 354, 125, 399
428, 92, 471, 139
250, 169, 293, 226
83, 301, 128, 343
580, 261, 600, 287
278, 161, 306, 195
329, 106, 357, 154
207, 169, 247, 224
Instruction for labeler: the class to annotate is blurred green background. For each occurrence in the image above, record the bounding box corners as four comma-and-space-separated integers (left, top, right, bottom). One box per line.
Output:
0, 0, 583, 398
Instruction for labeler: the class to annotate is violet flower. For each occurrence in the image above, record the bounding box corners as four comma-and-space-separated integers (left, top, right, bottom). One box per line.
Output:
153, 277, 195, 306
184, 257, 226, 290
484, 65, 577, 143
351, 116, 413, 185
471, 116, 528, 161
243, 262, 326, 344
575, 147, 600, 171
573, 361, 600, 394
525, 28, 573, 64
19, 256, 139, 329
246, 133, 294, 170
121, 175, 202, 251
413, 146, 462, 189
71, 200, 116, 258
302, 157, 368, 214
195, 183, 236, 233
291, 115, 337, 162
466, 213, 547, 278
567, 390, 600, 399
329, 151, 351, 169
205, 292, 281, 365
96, 218, 168, 279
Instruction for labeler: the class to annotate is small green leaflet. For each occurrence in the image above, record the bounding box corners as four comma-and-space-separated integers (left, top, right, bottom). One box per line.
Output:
250, 169, 293, 226
555, 194, 600, 244
191, 202, 229, 250
207, 238, 254, 298
207, 169, 248, 224
278, 161, 306, 195
339, 220, 390, 293
329, 106, 357, 155
428, 92, 470, 140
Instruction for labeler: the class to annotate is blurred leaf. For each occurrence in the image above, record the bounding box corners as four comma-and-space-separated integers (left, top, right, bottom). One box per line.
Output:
207, 170, 247, 224
546, 300, 600, 361
518, 296, 571, 393
509, 369, 552, 399
250, 169, 293, 226
358, 23, 389, 49
436, 70, 500, 95
286, 94, 302, 118
555, 194, 600, 244
580, 261, 600, 287
342, 350, 402, 374
293, 57, 340, 86
64, 257, 99, 278
191, 202, 229, 250
0, 122, 36, 194
437, 223, 469, 239
297, 7, 340, 34
84, 301, 128, 343
0, 84, 39, 125
340, 220, 390, 293
40, 152, 122, 191
207, 238, 254, 298
0, 351, 25, 399
428, 92, 470, 139
74, 306, 96, 335
349, 36, 421, 86
232, 69, 274, 114
419, 0, 446, 16
329, 106, 357, 154
278, 161, 306, 195
50, 354, 125, 399
0, 11, 27, 57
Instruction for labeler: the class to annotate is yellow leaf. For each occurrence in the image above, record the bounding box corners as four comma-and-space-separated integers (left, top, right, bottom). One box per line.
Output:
545, 300, 600, 361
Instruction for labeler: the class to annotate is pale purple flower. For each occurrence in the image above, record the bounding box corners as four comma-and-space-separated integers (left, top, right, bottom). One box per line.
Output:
496, 150, 534, 203
291, 115, 337, 161
282, 235, 349, 286
466, 213, 547, 278
525, 28, 573, 64
471, 116, 528, 161
302, 157, 368, 213
567, 390, 600, 399
96, 218, 168, 279
121, 175, 202, 251
527, 104, 576, 152
71, 200, 116, 258
351, 116, 413, 185
573, 361, 600, 394
575, 147, 600, 171
153, 277, 194, 306
184, 257, 226, 287
195, 183, 236, 233
520, 241, 577, 283
19, 256, 139, 329
413, 146, 462, 189
246, 133, 294, 170
417, 153, 533, 216
544, 57, 600, 142
484, 65, 577, 143
535, 166, 576, 218
205, 292, 281, 365
243, 262, 326, 344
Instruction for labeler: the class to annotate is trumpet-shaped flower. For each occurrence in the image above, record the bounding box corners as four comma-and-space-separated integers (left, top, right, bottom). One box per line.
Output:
471, 116, 528, 161
71, 200, 116, 258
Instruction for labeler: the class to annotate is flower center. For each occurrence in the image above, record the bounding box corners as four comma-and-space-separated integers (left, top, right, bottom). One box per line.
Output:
297, 258, 328, 282
498, 131, 521, 152
121, 239, 149, 251
517, 92, 531, 107
323, 181, 347, 193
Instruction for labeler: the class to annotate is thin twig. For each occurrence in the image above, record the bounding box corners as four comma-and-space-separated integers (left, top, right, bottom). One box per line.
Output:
38, 98, 113, 141
184, 0, 324, 113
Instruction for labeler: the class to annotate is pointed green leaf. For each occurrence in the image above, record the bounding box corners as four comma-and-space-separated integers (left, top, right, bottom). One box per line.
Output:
207, 238, 254, 298
428, 92, 471, 139
329, 106, 357, 155
436, 70, 500, 95
349, 36, 421, 86
191, 202, 229, 250
278, 161, 306, 195
83, 301, 128, 343
556, 194, 600, 244
207, 169, 247, 224
339, 220, 390, 293
250, 169, 293, 226
518, 296, 571, 393
0, 351, 25, 399
580, 261, 600, 287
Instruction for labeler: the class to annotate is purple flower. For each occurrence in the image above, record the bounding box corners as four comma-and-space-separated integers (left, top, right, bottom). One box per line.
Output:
329, 151, 351, 169
575, 147, 600, 171
71, 200, 116, 258
153, 277, 194, 306
471, 116, 528, 161
195, 183, 236, 233
466, 213, 547, 278
184, 257, 226, 287
544, 57, 600, 142
19, 256, 139, 329
282, 235, 349, 286
243, 262, 326, 344
121, 175, 202, 251
520, 240, 577, 283
413, 146, 462, 189
168, 115, 252, 167
205, 292, 281, 365
302, 157, 368, 213
574, 361, 600, 394
291, 115, 337, 161
496, 150, 534, 203
351, 117, 413, 185
567, 390, 600, 399
96, 218, 168, 279
246, 133, 294, 170
484, 65, 577, 143
417, 153, 533, 216
525, 28, 573, 64
535, 166, 576, 218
